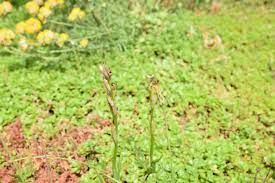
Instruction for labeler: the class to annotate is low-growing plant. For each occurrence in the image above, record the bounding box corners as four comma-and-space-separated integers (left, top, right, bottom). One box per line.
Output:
0, 1, 274, 182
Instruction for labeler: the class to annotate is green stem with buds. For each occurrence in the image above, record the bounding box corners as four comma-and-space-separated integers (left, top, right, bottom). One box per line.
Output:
146, 76, 161, 180
99, 65, 120, 181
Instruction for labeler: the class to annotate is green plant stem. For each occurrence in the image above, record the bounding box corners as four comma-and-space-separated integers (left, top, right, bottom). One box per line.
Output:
149, 88, 155, 167
111, 99, 119, 181
263, 168, 271, 183
109, 90, 119, 180
100, 65, 120, 182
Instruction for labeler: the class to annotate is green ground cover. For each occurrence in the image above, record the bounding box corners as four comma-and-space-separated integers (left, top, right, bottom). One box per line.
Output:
0, 2, 274, 182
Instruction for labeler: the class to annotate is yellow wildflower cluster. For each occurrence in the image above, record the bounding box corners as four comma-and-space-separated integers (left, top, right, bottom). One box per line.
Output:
24, 0, 64, 22
56, 33, 69, 47
68, 7, 86, 22
16, 18, 42, 34
0, 1, 13, 16
0, 28, 15, 45
38, 6, 52, 22
33, 0, 44, 6
18, 37, 35, 51
37, 29, 56, 45
0, 1, 90, 52
37, 30, 69, 47
25, 1, 40, 15
44, 0, 64, 8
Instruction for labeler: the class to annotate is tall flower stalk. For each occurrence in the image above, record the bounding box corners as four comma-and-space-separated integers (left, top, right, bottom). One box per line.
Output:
146, 76, 162, 179
99, 64, 120, 181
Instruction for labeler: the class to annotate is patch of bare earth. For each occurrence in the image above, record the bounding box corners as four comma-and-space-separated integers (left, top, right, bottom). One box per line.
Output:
178, 103, 198, 131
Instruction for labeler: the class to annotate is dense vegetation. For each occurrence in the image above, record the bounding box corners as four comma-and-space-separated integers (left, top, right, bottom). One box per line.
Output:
0, 0, 274, 182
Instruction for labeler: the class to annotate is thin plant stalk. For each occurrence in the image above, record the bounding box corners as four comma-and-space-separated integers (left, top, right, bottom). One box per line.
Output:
148, 86, 155, 167
146, 76, 161, 177
263, 168, 271, 183
254, 169, 260, 183
99, 64, 120, 181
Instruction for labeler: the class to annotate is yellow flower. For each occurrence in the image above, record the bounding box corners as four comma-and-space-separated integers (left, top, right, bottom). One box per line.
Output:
36, 32, 43, 43
16, 21, 26, 34
38, 6, 52, 22
33, 0, 44, 6
25, 18, 42, 34
79, 11, 85, 19
2, 1, 13, 14
79, 38, 88, 48
18, 37, 28, 51
68, 7, 86, 22
18, 37, 35, 51
56, 33, 69, 47
56, 0, 64, 5
0, 28, 15, 45
0, 1, 13, 16
25, 1, 40, 15
37, 29, 56, 45
44, 0, 58, 8
0, 4, 4, 16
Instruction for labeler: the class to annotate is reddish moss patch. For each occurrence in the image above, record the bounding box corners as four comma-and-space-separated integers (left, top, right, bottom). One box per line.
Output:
0, 117, 109, 182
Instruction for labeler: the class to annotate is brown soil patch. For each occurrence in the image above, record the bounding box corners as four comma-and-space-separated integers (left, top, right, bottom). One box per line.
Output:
178, 103, 198, 131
